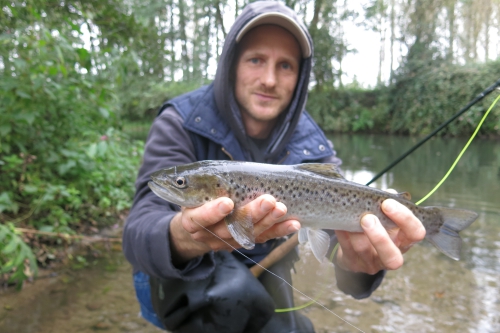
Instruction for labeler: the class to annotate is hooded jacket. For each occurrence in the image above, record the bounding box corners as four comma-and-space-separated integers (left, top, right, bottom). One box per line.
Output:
123, 0, 383, 299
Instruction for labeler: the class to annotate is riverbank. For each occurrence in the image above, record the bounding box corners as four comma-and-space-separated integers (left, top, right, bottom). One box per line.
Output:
0, 229, 162, 333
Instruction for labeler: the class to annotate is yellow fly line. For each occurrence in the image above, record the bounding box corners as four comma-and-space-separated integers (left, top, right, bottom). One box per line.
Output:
275, 91, 500, 313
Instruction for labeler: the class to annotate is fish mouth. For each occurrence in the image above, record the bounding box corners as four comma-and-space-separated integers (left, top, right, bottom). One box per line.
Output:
148, 180, 186, 206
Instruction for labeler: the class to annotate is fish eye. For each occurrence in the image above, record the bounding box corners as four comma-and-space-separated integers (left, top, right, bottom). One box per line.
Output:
174, 177, 187, 188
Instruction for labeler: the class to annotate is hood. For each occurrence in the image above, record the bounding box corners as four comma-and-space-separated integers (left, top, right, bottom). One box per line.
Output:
213, 1, 313, 163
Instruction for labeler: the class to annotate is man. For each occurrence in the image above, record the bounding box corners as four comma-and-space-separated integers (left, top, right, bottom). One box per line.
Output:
123, 1, 425, 332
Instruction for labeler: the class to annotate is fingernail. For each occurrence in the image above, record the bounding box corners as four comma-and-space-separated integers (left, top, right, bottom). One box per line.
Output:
361, 215, 375, 229
383, 199, 396, 213
218, 201, 232, 215
261, 199, 273, 212
287, 222, 300, 234
272, 208, 285, 219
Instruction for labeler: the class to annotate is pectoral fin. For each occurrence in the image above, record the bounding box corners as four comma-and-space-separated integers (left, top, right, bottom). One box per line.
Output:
298, 227, 330, 263
225, 207, 255, 250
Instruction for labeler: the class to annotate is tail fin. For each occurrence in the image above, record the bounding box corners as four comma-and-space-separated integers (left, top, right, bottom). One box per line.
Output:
425, 207, 478, 260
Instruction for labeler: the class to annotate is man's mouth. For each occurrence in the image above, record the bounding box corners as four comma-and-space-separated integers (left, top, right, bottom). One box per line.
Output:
255, 92, 277, 100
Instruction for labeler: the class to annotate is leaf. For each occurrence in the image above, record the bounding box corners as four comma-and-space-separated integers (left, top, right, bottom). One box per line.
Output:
58, 160, 77, 175
2, 236, 19, 254
23, 184, 38, 194
16, 90, 31, 99
99, 107, 110, 118
0, 124, 11, 136
0, 225, 9, 243
39, 225, 54, 233
97, 141, 108, 157
19, 112, 36, 125
87, 143, 97, 158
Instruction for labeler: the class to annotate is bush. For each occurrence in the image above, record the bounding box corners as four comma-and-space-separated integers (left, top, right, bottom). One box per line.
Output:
307, 85, 390, 133
388, 60, 500, 136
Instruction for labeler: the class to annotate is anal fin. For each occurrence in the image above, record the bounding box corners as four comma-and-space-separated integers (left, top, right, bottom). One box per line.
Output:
300, 228, 330, 263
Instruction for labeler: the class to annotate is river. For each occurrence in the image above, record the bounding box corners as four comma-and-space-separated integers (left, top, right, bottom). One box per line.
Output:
1, 133, 499, 332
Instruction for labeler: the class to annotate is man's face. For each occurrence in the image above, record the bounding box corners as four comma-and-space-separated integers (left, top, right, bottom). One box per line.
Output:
234, 24, 301, 138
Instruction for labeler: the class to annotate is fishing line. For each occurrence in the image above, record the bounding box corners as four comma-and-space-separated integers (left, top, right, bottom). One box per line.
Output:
195, 221, 366, 333
416, 92, 500, 205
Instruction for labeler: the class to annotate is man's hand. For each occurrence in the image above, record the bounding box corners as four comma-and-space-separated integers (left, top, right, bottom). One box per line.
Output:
169, 194, 300, 265
334, 191, 426, 275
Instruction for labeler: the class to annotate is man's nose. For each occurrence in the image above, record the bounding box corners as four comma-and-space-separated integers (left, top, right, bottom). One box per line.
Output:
261, 64, 277, 88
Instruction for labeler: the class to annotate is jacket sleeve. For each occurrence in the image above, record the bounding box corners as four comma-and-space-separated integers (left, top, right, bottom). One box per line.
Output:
320, 147, 386, 299
122, 107, 216, 281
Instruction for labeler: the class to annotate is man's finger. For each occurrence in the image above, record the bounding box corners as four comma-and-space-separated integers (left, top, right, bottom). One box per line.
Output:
183, 197, 234, 233
255, 219, 300, 243
253, 200, 287, 235
381, 199, 426, 244
360, 214, 403, 270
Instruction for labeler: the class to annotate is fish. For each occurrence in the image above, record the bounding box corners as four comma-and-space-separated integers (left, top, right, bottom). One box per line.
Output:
148, 160, 478, 262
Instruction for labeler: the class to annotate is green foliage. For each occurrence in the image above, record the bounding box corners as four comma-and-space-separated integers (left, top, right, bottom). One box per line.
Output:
388, 60, 500, 136
307, 85, 389, 133
0, 223, 38, 289
0, 0, 144, 286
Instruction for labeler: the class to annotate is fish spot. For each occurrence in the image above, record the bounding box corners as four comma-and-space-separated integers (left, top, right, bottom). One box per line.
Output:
293, 194, 296, 198
270, 191, 274, 195
298, 192, 302, 197
334, 189, 338, 193
255, 177, 259, 180
239, 177, 242, 181
216, 183, 220, 188
275, 179, 279, 183
230, 179, 234, 184
261, 183, 264, 188
285, 185, 289, 189
205, 197, 209, 201
235, 192, 239, 198
305, 189, 310, 194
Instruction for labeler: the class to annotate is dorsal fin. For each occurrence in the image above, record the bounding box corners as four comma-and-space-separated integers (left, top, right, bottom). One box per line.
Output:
296, 163, 345, 179
398, 191, 412, 200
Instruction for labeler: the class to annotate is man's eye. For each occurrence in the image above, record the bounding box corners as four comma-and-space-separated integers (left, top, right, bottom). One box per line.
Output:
250, 58, 260, 64
281, 63, 291, 70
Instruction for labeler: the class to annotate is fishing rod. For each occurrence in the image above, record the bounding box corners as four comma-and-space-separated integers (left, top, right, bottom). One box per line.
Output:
365, 78, 500, 186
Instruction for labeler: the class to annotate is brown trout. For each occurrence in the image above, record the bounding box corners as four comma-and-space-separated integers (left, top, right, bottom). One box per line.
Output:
148, 161, 478, 261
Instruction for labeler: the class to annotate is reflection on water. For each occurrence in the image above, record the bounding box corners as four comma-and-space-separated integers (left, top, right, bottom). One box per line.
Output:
293, 133, 500, 332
